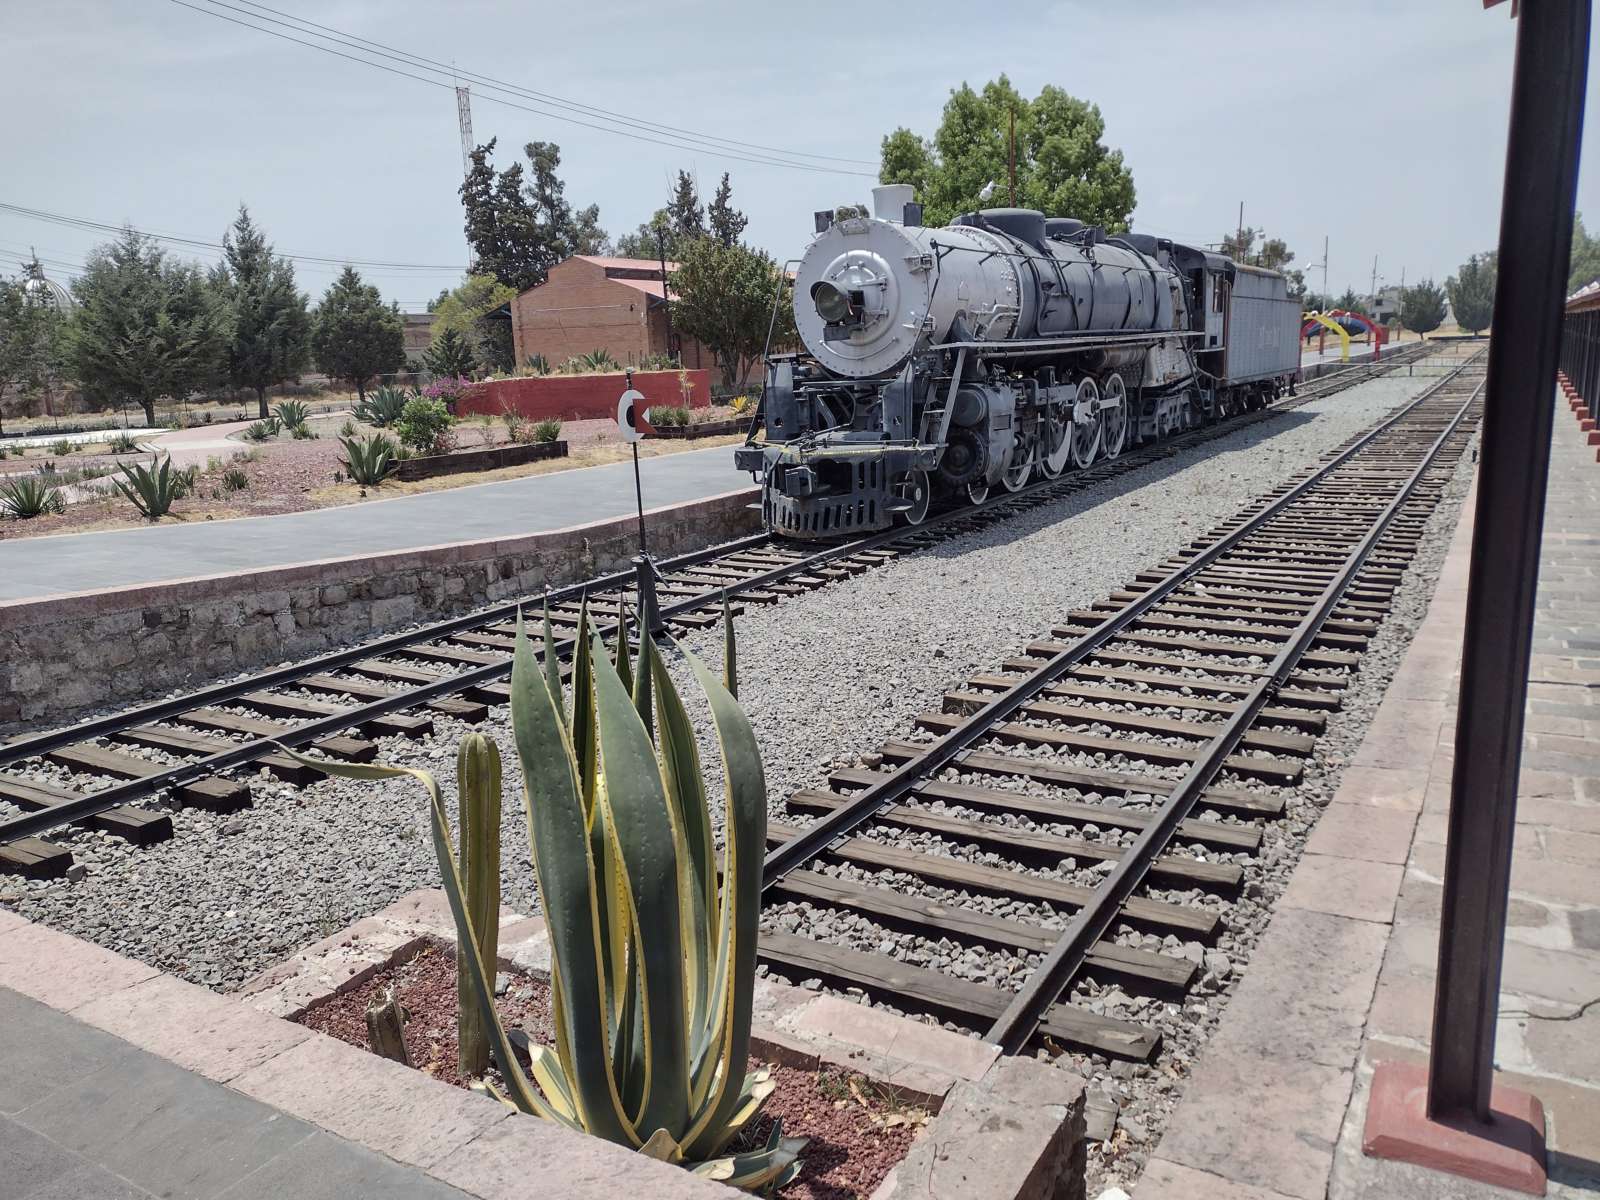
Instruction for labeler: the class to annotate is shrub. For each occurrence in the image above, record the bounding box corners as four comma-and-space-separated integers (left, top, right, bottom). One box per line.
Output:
48, 438, 75, 456
0, 475, 66, 519
170, 464, 200, 499
112, 456, 183, 520
242, 421, 274, 443
273, 399, 311, 430
221, 467, 250, 493
353, 384, 409, 427
395, 396, 455, 454
421, 375, 473, 415
339, 418, 357, 438
290, 423, 319, 440
730, 394, 753, 415
579, 347, 619, 371
531, 418, 562, 443
522, 353, 552, 376
107, 431, 145, 454
651, 405, 691, 428
501, 404, 531, 444
287, 608, 803, 1189
339, 433, 400, 485
638, 352, 678, 370
264, 416, 282, 437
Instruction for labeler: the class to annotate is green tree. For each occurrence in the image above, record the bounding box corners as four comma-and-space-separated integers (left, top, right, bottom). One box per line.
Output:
312, 267, 404, 402
707, 173, 748, 247
213, 207, 310, 418
0, 277, 35, 433
431, 274, 517, 371
460, 139, 610, 293
1333, 288, 1371, 318
423, 326, 478, 379
614, 211, 672, 261
1568, 213, 1600, 293
64, 229, 226, 425
879, 76, 1136, 230
670, 239, 796, 388
1399, 279, 1447, 336
667, 170, 705, 245
1448, 253, 1496, 334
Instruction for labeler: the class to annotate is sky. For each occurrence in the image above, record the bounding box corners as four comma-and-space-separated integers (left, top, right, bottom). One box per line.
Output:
4, 0, 1598, 312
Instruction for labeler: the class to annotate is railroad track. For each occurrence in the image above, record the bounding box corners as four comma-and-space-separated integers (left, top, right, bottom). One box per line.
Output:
754, 352, 1485, 1057
0, 342, 1436, 878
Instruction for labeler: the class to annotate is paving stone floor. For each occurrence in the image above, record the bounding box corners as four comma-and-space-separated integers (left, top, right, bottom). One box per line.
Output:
0, 985, 470, 1200
1135, 397, 1600, 1200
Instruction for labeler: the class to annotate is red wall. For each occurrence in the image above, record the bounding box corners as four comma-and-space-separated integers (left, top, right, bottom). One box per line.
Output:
459, 369, 711, 422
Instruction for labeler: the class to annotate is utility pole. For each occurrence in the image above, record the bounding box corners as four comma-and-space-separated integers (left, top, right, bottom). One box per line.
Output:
1236, 202, 1245, 258
1008, 109, 1017, 207
1323, 235, 1330, 302
1370, 255, 1379, 303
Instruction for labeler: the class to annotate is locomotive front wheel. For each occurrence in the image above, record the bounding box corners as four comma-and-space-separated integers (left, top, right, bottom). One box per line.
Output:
1101, 375, 1128, 460
893, 469, 931, 525
1070, 377, 1103, 470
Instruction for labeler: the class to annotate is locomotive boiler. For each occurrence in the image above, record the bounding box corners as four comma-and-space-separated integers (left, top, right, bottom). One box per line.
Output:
734, 185, 1301, 538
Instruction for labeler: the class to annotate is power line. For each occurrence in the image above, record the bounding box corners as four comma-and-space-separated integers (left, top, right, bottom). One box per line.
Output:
227, 0, 877, 169
0, 200, 468, 273
168, 0, 877, 177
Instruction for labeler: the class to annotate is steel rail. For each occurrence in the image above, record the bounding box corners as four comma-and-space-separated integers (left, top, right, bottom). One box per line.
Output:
759, 354, 1482, 888
985, 372, 1485, 1051
0, 345, 1437, 847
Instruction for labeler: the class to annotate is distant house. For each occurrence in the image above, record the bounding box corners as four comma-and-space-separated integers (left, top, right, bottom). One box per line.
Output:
402, 313, 435, 361
510, 255, 727, 377
1370, 286, 1403, 324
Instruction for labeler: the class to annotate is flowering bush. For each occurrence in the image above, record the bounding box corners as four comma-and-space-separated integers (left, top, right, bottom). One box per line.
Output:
396, 396, 456, 455
422, 375, 474, 415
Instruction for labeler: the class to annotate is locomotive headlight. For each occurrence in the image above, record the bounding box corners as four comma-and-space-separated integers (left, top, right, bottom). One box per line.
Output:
811, 280, 855, 324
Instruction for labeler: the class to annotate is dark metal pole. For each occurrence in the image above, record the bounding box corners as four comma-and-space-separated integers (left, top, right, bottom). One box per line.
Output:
655, 225, 676, 361
625, 366, 657, 632
1427, 0, 1590, 1124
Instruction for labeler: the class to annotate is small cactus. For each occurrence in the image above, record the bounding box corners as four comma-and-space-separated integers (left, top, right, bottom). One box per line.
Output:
456, 733, 502, 1078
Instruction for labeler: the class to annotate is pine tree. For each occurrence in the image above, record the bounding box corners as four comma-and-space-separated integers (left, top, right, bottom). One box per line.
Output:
667, 171, 705, 245
213, 206, 310, 418
707, 173, 748, 247
1399, 279, 1447, 336
312, 266, 405, 401
459, 139, 610, 292
423, 326, 478, 379
1448, 254, 1496, 334
63, 229, 226, 425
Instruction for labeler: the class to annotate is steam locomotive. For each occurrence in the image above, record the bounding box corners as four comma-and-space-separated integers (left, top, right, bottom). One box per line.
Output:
734, 185, 1301, 538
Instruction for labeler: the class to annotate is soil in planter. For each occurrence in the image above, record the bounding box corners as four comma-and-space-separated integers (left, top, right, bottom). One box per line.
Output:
299, 941, 921, 1198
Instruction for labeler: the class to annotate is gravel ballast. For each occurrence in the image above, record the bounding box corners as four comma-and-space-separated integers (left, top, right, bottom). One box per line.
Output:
1, 370, 1460, 1010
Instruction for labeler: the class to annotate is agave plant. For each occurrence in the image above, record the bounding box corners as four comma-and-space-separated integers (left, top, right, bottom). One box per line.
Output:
354, 385, 409, 427
273, 399, 311, 430
340, 433, 398, 485
107, 430, 145, 454
112, 455, 182, 519
579, 347, 620, 372
288, 606, 801, 1189
0, 475, 66, 519
531, 418, 562, 444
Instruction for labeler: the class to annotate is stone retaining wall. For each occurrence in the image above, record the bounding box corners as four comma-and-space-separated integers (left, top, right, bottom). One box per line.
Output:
0, 487, 760, 727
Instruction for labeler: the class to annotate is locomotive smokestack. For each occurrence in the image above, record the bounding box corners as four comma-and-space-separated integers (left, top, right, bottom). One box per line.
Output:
872, 184, 916, 223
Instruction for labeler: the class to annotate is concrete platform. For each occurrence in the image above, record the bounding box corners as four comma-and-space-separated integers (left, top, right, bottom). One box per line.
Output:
0, 443, 746, 604
1134, 396, 1600, 1200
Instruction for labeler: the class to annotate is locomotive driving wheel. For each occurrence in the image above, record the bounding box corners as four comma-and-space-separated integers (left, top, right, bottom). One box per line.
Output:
967, 481, 990, 505
893, 469, 931, 525
1039, 393, 1071, 478
1070, 376, 1103, 469
1100, 374, 1128, 460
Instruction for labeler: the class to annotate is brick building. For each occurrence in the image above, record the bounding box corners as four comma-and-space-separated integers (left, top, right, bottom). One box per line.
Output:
510, 255, 726, 377
401, 313, 435, 362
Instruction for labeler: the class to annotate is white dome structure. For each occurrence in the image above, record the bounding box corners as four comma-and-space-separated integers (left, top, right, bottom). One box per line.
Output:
19, 261, 74, 314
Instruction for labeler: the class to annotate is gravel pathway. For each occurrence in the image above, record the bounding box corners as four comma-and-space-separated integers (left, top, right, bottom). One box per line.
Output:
1, 373, 1452, 1006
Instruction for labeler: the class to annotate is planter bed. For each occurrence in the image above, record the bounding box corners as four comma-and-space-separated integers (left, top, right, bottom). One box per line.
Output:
394, 440, 567, 481
650, 417, 749, 440
298, 937, 921, 1199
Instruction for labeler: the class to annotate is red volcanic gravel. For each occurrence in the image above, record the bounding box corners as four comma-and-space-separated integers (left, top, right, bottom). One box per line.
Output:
300, 941, 922, 1198
298, 940, 554, 1089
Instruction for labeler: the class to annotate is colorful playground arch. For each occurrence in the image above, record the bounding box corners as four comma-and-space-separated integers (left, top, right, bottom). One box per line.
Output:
1302, 309, 1387, 362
